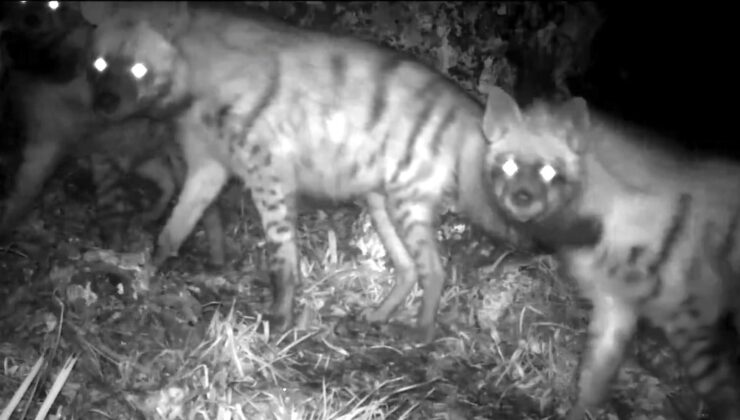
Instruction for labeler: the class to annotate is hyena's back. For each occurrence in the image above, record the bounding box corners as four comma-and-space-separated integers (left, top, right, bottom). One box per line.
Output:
182, 19, 485, 199
274, 54, 477, 198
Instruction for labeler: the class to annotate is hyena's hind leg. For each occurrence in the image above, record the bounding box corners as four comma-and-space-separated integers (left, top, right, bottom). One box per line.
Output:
0, 136, 64, 238
198, 203, 227, 269
666, 318, 740, 420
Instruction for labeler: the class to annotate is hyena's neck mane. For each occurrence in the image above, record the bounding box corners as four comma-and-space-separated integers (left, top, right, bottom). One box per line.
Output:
584, 112, 709, 195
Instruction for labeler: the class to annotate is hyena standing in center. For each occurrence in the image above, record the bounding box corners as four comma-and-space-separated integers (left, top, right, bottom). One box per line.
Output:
84, 2, 528, 341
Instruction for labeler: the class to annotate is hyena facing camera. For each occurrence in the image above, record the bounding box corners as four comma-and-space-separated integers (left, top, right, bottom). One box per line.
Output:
0, 0, 226, 267
482, 92, 740, 419
84, 2, 531, 342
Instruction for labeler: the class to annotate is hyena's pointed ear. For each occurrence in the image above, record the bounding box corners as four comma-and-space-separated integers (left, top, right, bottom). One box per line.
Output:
558, 96, 591, 153
559, 97, 590, 130
482, 86, 523, 143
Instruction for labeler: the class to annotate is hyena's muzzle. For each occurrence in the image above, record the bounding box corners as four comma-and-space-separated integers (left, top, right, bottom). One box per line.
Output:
493, 165, 552, 223
87, 57, 142, 120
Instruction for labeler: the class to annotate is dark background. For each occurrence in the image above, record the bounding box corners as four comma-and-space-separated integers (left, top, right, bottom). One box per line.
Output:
571, 3, 733, 157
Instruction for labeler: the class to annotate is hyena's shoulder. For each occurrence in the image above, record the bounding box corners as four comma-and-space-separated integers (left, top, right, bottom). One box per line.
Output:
570, 115, 740, 271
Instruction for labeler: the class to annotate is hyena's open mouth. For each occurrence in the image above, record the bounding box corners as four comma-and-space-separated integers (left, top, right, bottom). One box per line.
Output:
502, 190, 547, 223
92, 90, 122, 116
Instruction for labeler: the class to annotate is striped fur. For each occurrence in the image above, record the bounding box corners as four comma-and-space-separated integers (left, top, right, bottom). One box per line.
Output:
484, 94, 740, 419
85, 2, 528, 341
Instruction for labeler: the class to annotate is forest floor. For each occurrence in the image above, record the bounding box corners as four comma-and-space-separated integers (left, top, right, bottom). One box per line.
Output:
0, 160, 704, 420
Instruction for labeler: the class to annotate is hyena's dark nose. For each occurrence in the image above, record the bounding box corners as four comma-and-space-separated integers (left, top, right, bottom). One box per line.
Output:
93, 91, 121, 114
512, 189, 533, 207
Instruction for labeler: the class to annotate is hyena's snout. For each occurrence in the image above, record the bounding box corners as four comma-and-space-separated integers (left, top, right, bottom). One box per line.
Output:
502, 181, 548, 223
88, 66, 139, 118
92, 90, 122, 114
510, 188, 535, 207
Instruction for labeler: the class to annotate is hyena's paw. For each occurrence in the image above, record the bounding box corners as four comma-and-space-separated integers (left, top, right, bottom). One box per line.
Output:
357, 319, 437, 345
360, 307, 437, 343
413, 323, 437, 344
359, 306, 393, 324
387, 322, 437, 344
152, 231, 179, 268
258, 312, 293, 335
204, 248, 227, 272
203, 258, 226, 274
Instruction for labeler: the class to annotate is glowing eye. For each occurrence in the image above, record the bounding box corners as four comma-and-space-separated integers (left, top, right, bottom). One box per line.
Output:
47, 1, 59, 10
539, 164, 557, 183
130, 62, 148, 79
93, 57, 107, 72
501, 158, 518, 177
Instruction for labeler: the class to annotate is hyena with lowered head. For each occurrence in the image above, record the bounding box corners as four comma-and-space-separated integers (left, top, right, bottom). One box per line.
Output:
0, 0, 226, 266
481, 92, 740, 419
83, 2, 531, 342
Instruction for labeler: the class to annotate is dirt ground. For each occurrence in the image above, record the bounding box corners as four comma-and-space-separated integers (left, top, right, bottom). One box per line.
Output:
0, 162, 704, 420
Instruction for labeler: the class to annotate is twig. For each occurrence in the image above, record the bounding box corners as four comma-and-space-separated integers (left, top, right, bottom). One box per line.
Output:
33, 353, 79, 420
0, 355, 45, 420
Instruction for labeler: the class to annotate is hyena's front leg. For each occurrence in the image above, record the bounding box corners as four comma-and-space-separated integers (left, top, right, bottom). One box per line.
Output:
366, 192, 445, 343
90, 154, 129, 249
162, 144, 227, 268
153, 121, 229, 267
200, 204, 227, 269
137, 155, 229, 267
567, 296, 638, 420
232, 140, 299, 331
0, 137, 64, 237
249, 180, 299, 332
154, 158, 228, 267
361, 193, 418, 322
667, 321, 740, 420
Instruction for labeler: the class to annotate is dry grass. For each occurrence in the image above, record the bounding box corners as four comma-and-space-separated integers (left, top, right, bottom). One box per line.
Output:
0, 169, 705, 420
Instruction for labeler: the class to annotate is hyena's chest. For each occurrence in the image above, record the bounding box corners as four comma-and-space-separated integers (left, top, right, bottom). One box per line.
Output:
84, 120, 174, 170
565, 193, 732, 327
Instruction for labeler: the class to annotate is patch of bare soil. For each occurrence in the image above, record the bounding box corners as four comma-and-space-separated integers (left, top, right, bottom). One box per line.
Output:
0, 163, 704, 420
